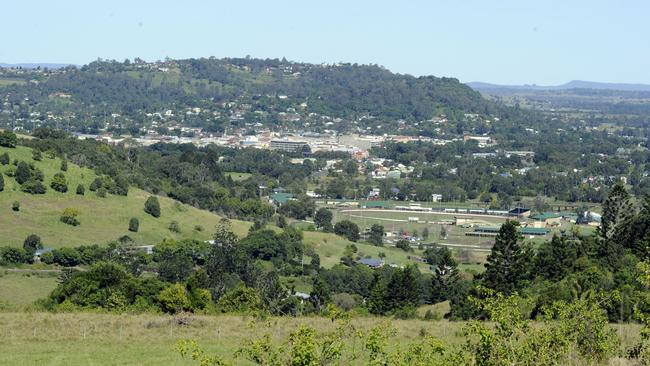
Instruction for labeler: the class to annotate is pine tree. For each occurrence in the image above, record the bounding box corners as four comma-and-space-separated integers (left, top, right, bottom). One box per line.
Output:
598, 183, 634, 267
483, 220, 531, 295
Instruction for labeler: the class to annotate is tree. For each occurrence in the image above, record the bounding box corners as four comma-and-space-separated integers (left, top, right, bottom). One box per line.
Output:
128, 217, 139, 232
76, 184, 85, 195
310, 277, 330, 312
368, 224, 385, 246
440, 226, 448, 239
144, 196, 161, 217
482, 220, 532, 295
395, 239, 411, 252
158, 283, 191, 314
0, 131, 17, 148
0, 173, 3, 192
12, 201, 20, 211
334, 220, 360, 242
60, 159, 68, 171
425, 246, 460, 303
314, 208, 333, 232
0, 152, 9, 165
422, 227, 429, 240
21, 180, 46, 194
15, 161, 31, 184
598, 182, 634, 268
23, 234, 43, 252
60, 207, 80, 226
50, 172, 68, 193
534, 235, 577, 280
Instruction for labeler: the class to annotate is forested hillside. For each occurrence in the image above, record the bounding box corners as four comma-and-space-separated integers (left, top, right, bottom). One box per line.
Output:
0, 57, 504, 134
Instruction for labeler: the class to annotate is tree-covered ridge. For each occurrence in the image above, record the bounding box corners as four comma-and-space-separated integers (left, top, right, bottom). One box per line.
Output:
0, 57, 501, 133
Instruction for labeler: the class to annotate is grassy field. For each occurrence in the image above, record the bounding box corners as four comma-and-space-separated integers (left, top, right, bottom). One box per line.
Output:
0, 311, 640, 366
224, 172, 252, 181
0, 270, 59, 310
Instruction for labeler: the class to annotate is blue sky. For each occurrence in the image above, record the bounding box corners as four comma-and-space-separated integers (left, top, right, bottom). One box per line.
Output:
2, 0, 648, 84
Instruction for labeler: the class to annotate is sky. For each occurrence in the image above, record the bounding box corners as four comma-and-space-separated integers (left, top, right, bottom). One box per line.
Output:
2, 0, 649, 85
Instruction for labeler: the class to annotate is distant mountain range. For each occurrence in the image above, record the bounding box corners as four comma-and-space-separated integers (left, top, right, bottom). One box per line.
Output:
0, 63, 74, 69
467, 80, 650, 92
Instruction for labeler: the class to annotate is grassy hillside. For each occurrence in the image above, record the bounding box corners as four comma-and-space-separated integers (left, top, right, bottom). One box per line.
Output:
0, 145, 420, 273
0, 270, 59, 310
0, 146, 251, 248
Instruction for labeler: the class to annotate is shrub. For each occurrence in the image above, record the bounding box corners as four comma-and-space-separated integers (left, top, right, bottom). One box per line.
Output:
216, 286, 263, 314
89, 177, 103, 191
4, 166, 16, 177
15, 161, 31, 184
0, 173, 3, 192
60, 207, 80, 226
21, 180, 46, 194
0, 131, 17, 148
96, 187, 107, 198
128, 217, 139, 232
194, 225, 204, 232
144, 196, 161, 217
0, 152, 10, 165
60, 159, 68, 171
158, 284, 191, 314
168, 221, 181, 233
52, 247, 82, 267
12, 201, 19, 211
76, 184, 85, 195
1, 247, 28, 263
32, 149, 42, 161
50, 172, 68, 193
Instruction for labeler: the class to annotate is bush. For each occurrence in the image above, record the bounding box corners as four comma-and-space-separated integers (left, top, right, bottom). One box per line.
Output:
96, 187, 107, 198
216, 286, 263, 314
0, 131, 17, 148
168, 221, 181, 233
1, 247, 28, 264
21, 180, 46, 194
60, 159, 68, 171
12, 201, 19, 212
158, 284, 191, 314
15, 161, 31, 184
0, 152, 10, 165
89, 177, 103, 191
60, 207, 81, 226
128, 217, 139, 232
52, 247, 82, 267
194, 225, 204, 232
0, 173, 3, 192
144, 196, 161, 217
76, 184, 85, 195
4, 165, 16, 177
50, 172, 68, 193
32, 149, 42, 161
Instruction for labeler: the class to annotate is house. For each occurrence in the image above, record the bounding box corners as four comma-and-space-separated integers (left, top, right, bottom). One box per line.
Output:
270, 192, 293, 206
34, 247, 54, 261
431, 194, 443, 202
358, 258, 384, 268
